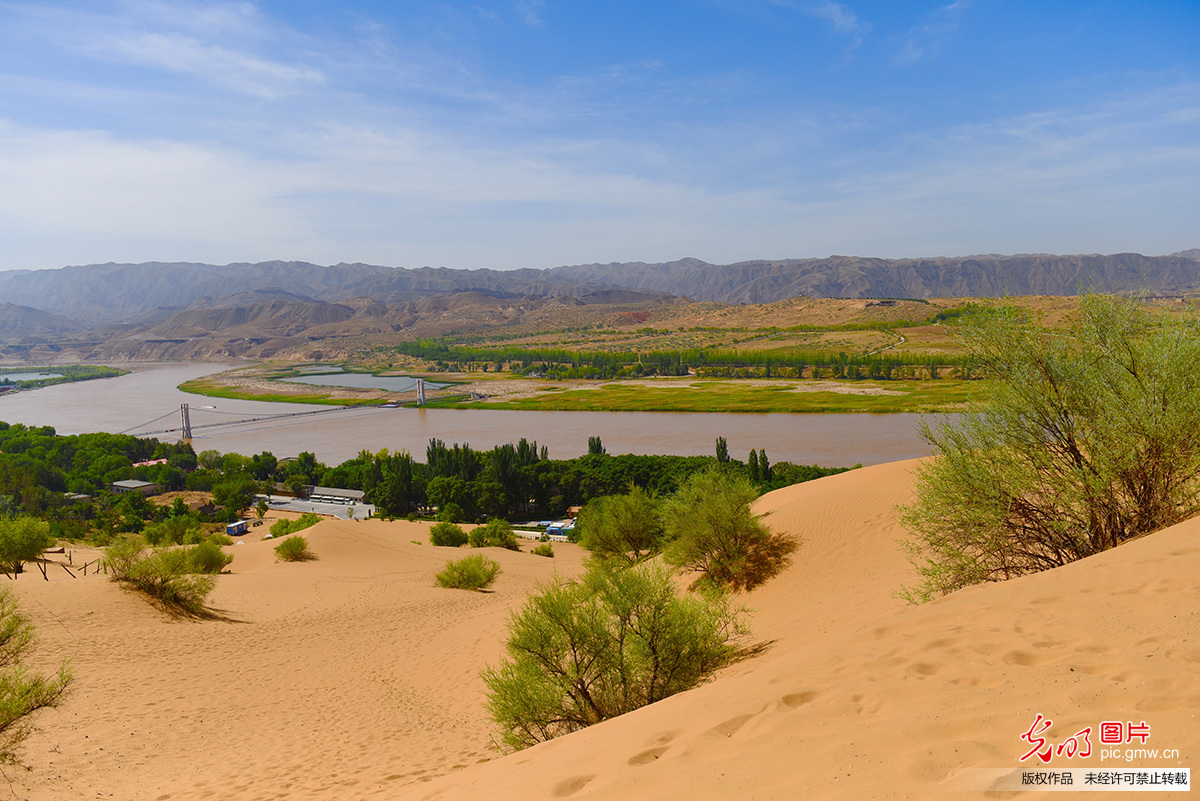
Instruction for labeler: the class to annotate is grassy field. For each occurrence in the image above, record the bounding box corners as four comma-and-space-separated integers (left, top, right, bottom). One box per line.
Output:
177, 377, 378, 406
425, 378, 977, 414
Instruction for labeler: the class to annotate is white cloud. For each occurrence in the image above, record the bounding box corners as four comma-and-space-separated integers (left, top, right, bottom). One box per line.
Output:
896, 1, 969, 66
514, 0, 545, 27
95, 32, 324, 97
807, 2, 870, 47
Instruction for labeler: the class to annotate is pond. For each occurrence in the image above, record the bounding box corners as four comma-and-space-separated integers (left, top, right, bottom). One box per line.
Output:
0, 372, 63, 382
279, 373, 450, 393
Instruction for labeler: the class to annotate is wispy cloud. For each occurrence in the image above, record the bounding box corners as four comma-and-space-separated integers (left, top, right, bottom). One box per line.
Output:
896, 1, 970, 66
514, 0, 545, 27
95, 32, 324, 98
806, 2, 870, 47
7, 0, 324, 98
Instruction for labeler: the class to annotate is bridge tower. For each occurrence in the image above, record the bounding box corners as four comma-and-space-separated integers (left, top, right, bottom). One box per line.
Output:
180, 403, 193, 444
416, 378, 427, 406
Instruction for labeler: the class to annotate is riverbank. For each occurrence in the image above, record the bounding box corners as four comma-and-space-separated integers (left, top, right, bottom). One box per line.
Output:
180, 363, 974, 414
0, 364, 129, 392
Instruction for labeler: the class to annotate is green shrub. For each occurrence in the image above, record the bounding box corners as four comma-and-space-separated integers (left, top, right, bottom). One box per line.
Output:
662, 467, 797, 592
206, 532, 234, 546
103, 538, 215, 616
900, 294, 1200, 602
530, 543, 554, 558
274, 535, 311, 562
186, 541, 233, 574
483, 562, 743, 750
468, 518, 519, 550
435, 554, 501, 590
577, 486, 666, 566
429, 521, 468, 547
438, 502, 465, 523
0, 587, 72, 765
142, 516, 197, 546
269, 513, 322, 539
0, 516, 54, 575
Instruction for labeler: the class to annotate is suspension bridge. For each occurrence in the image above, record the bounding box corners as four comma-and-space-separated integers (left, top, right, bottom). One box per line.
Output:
118, 402, 379, 443
116, 379, 479, 443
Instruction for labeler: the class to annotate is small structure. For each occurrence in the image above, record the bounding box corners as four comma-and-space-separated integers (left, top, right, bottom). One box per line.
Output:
132, 458, 169, 469
307, 486, 366, 506
545, 520, 576, 540
566, 505, 583, 519
111, 479, 160, 497
226, 520, 249, 536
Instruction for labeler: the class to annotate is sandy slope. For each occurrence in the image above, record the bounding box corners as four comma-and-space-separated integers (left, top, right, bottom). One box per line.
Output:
15, 522, 586, 801
13, 460, 1200, 800
418, 465, 1199, 801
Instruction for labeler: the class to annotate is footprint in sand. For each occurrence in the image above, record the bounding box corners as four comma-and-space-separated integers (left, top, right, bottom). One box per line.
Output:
628, 746, 670, 765
1002, 650, 1049, 667
553, 775, 596, 797
906, 661, 940, 676
780, 690, 820, 708
709, 713, 756, 737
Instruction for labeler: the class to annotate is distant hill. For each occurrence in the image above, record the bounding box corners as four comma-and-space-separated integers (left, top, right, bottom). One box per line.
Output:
0, 261, 611, 325
0, 252, 1197, 333
0, 303, 85, 340
546, 253, 1200, 303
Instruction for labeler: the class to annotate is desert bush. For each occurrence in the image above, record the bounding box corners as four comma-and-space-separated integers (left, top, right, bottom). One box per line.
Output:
429, 521, 468, 547
0, 516, 54, 575
143, 516, 198, 547
103, 539, 215, 615
206, 532, 234, 546
435, 554, 501, 590
662, 467, 796, 592
274, 535, 311, 562
0, 588, 72, 765
437, 502, 465, 523
186, 541, 233, 574
530, 543, 554, 558
483, 562, 742, 750
468, 518, 519, 550
269, 512, 322, 539
576, 486, 666, 566
101, 535, 145, 581
900, 294, 1200, 602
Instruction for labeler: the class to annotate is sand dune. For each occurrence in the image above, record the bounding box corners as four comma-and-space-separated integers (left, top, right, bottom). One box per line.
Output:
14, 460, 1199, 800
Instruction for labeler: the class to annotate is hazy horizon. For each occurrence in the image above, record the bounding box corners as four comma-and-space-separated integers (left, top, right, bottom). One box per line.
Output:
3, 247, 1200, 276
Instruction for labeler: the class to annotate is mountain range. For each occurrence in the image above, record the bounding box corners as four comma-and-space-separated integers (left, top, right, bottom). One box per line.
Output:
0, 251, 1197, 356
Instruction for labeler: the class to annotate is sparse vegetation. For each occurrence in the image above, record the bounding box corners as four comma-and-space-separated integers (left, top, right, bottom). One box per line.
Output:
435, 554, 501, 590
662, 467, 797, 591
576, 486, 666, 566
186, 540, 233, 574
0, 587, 72, 765
483, 562, 743, 750
900, 294, 1200, 602
0, 516, 54, 575
274, 535, 311, 562
530, 543, 554, 558
269, 513, 321, 539
103, 536, 218, 615
429, 521, 468, 547
468, 518, 520, 550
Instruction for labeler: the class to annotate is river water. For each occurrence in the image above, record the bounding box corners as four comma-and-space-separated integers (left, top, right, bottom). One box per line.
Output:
0, 363, 934, 467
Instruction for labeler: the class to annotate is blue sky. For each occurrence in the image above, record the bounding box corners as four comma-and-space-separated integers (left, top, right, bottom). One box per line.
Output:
0, 1, 1196, 270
